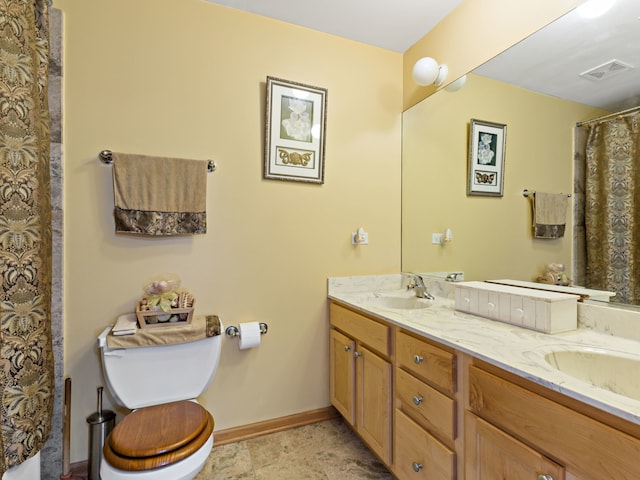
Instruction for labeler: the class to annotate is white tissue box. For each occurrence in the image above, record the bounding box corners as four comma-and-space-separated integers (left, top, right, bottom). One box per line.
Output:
454, 281, 579, 334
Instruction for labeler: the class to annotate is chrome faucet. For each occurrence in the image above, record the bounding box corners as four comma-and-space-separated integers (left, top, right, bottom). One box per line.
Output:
445, 272, 463, 282
407, 275, 435, 300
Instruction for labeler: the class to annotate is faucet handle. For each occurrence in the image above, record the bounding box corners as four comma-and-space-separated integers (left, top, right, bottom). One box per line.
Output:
406, 274, 423, 288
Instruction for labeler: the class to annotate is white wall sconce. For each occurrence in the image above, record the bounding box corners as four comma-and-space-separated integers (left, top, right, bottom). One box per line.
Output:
577, 0, 614, 18
444, 75, 467, 92
413, 57, 448, 87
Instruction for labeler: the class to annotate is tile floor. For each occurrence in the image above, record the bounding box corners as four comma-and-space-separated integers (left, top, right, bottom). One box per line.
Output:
195, 418, 396, 479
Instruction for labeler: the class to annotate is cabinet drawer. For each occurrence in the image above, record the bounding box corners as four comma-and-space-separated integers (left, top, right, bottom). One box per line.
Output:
396, 368, 456, 442
330, 303, 390, 356
396, 331, 455, 394
468, 365, 640, 480
394, 409, 455, 480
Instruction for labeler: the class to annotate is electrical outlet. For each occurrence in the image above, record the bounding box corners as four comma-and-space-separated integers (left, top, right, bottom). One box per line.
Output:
432, 233, 444, 245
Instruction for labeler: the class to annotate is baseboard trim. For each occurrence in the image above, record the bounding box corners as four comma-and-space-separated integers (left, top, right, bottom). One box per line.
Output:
213, 406, 340, 446
69, 405, 340, 475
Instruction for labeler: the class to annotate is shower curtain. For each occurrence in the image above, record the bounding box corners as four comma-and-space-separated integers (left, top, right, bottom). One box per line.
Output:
584, 111, 640, 305
0, 0, 54, 474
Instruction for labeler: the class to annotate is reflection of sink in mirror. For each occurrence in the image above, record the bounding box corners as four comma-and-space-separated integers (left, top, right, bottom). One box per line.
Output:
364, 292, 433, 310
544, 347, 640, 401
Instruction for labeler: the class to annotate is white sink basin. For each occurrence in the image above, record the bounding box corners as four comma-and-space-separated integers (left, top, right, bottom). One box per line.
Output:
544, 347, 640, 401
364, 292, 433, 310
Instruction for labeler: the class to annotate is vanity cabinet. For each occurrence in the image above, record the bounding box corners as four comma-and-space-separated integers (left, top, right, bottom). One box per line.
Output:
329, 285, 640, 480
466, 361, 640, 480
394, 331, 457, 480
329, 303, 392, 465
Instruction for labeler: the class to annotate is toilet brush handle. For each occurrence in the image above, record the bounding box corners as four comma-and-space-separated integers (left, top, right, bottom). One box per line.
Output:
97, 386, 103, 416
60, 377, 72, 479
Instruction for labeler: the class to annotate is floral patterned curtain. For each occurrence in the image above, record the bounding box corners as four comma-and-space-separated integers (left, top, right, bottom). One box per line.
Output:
0, 0, 53, 473
584, 111, 640, 305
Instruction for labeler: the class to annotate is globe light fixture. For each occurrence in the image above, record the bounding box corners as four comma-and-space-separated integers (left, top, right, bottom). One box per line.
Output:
412, 57, 448, 87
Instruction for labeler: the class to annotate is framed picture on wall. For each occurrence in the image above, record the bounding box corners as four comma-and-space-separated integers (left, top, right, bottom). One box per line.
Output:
264, 77, 328, 184
467, 118, 507, 196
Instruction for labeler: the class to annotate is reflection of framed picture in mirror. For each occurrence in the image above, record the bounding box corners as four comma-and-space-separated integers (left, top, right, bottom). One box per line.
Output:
467, 118, 506, 196
264, 77, 328, 184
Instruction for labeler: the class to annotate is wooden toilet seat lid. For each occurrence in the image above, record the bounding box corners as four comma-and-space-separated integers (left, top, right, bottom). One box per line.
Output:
109, 401, 210, 457
103, 412, 213, 471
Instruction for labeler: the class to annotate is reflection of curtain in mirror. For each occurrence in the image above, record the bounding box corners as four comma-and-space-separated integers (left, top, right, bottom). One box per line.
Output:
584, 112, 640, 305
0, 0, 53, 474
573, 127, 588, 287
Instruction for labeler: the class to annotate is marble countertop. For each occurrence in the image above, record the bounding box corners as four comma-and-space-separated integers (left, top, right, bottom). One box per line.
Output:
328, 274, 640, 426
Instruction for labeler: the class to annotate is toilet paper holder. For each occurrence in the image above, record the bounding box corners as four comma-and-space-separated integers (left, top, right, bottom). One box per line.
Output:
225, 322, 268, 338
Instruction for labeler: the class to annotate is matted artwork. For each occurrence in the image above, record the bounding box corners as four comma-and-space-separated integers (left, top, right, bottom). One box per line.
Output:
467, 118, 507, 196
264, 76, 328, 184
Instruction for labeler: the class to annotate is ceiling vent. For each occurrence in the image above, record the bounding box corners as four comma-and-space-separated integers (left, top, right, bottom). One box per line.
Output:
580, 59, 634, 81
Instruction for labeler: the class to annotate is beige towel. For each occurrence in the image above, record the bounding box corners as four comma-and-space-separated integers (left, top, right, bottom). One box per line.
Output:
106, 314, 221, 348
112, 153, 207, 235
533, 192, 568, 239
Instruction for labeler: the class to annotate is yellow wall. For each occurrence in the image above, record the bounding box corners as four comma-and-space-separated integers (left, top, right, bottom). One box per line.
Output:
402, 74, 607, 280
54, 0, 402, 462
403, 0, 583, 110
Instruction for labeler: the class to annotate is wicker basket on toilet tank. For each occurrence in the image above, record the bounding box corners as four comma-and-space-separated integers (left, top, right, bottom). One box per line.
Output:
136, 289, 195, 329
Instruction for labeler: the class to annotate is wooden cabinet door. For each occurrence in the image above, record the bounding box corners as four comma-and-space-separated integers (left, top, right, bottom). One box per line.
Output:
357, 344, 392, 465
466, 414, 565, 480
329, 329, 355, 425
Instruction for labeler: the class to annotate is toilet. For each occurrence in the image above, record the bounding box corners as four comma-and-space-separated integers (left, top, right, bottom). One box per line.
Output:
97, 324, 222, 480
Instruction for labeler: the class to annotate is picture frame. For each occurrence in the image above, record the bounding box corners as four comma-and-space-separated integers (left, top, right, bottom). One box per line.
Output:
264, 76, 328, 184
467, 118, 507, 196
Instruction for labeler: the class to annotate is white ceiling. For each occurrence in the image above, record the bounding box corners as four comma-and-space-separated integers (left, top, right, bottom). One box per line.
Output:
203, 0, 462, 53
474, 0, 640, 112
204, 0, 640, 112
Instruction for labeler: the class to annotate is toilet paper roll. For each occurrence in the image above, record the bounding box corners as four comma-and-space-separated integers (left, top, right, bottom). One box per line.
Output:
238, 322, 261, 350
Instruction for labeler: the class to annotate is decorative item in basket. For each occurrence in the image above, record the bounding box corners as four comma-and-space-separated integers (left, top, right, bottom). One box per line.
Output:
135, 274, 195, 328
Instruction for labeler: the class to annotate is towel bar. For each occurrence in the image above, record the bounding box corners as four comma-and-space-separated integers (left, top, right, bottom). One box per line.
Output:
99, 150, 216, 173
522, 189, 571, 198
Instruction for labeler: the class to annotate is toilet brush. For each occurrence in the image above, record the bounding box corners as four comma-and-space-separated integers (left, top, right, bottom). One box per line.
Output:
86, 387, 115, 480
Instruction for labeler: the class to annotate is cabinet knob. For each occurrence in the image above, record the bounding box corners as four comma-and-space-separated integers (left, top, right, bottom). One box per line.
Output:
344, 345, 351, 352
413, 355, 424, 364
354, 351, 362, 358
413, 395, 424, 406
537, 476, 553, 480
412, 462, 423, 472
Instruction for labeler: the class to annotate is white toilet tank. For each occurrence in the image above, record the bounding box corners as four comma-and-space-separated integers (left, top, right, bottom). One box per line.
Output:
98, 327, 222, 409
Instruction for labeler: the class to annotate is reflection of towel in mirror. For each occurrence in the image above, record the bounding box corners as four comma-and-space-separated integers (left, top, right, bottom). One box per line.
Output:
533, 192, 568, 239
112, 153, 207, 236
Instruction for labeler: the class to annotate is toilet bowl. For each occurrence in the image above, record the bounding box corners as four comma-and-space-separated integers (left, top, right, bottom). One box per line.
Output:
97, 324, 222, 480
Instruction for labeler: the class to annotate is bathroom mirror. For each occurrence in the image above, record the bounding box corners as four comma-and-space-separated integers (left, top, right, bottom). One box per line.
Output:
401, 0, 640, 307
